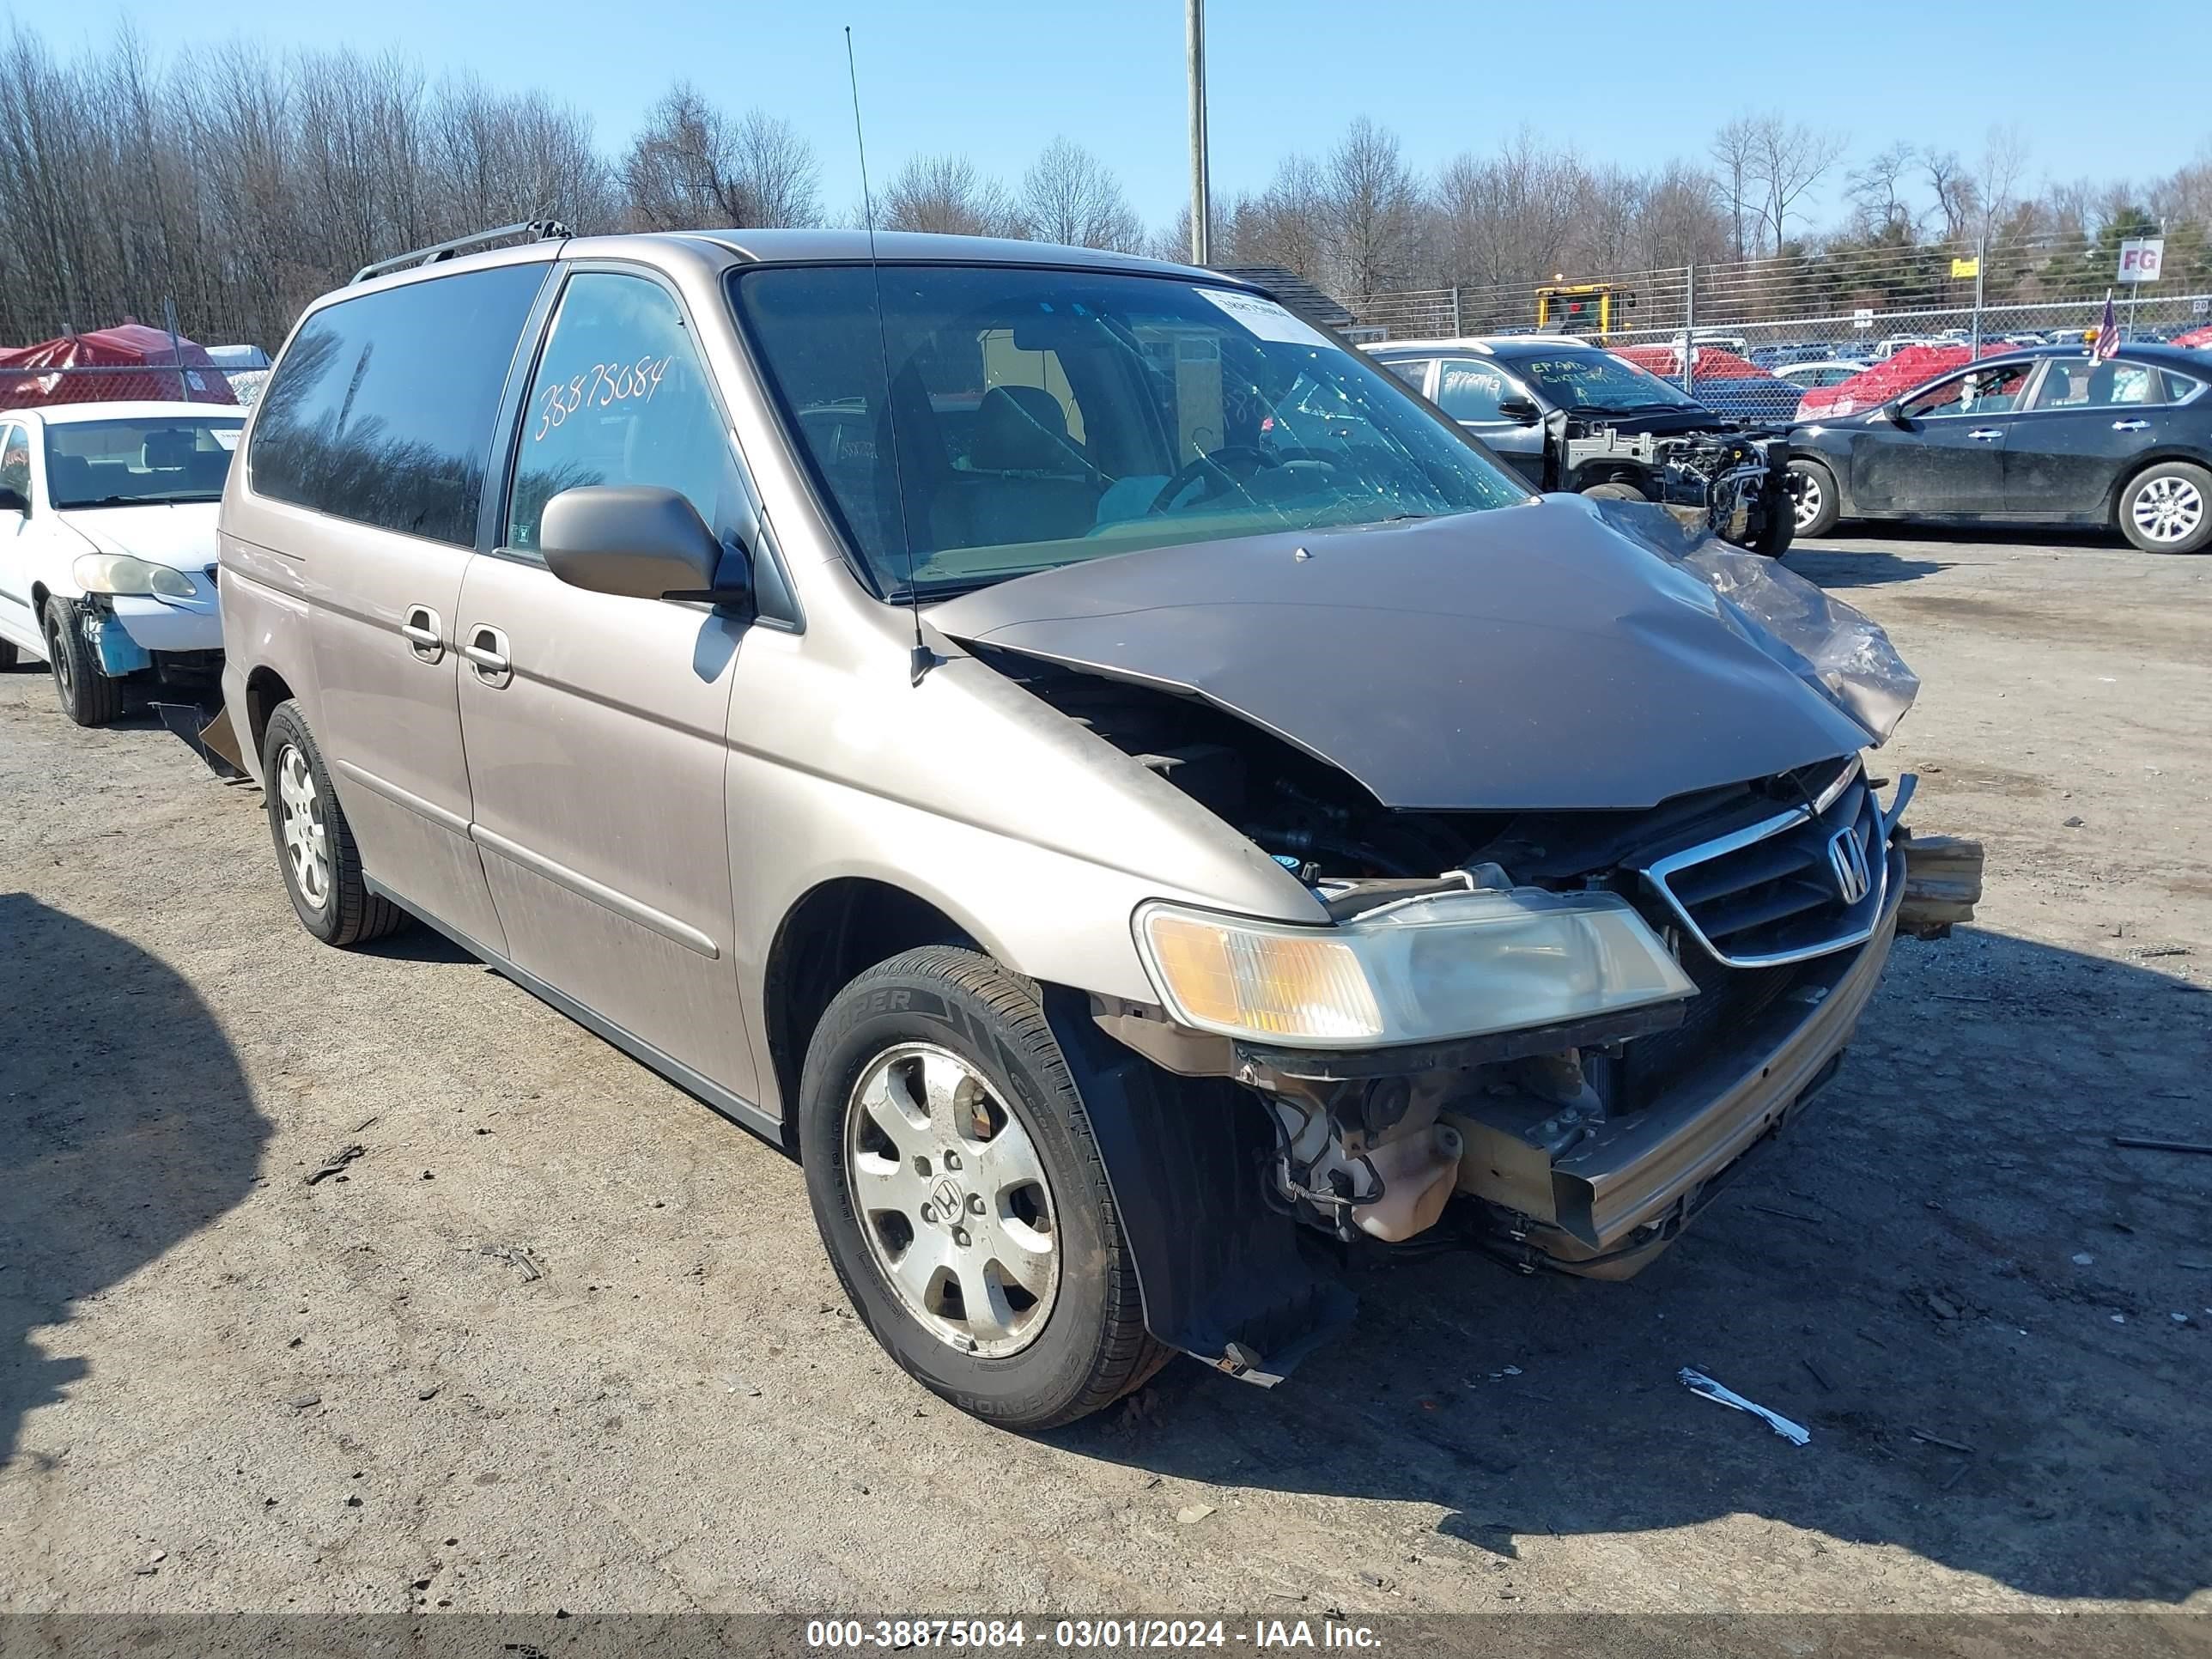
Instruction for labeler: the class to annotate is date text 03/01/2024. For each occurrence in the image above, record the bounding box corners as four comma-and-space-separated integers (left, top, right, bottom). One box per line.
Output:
803, 1619, 1386, 1650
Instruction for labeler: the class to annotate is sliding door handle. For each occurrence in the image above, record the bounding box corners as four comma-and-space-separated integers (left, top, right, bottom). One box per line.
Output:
461, 624, 512, 688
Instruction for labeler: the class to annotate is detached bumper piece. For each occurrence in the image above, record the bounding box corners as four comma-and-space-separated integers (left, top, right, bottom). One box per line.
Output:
1446, 861, 1904, 1279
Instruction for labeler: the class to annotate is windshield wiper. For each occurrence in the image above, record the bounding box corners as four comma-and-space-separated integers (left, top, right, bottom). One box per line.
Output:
62, 493, 222, 507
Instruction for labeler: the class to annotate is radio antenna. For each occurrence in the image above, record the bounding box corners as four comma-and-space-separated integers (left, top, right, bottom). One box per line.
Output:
846, 25, 933, 684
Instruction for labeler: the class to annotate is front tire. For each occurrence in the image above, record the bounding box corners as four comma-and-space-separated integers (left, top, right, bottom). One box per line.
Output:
2118, 461, 2212, 554
1787, 458, 1841, 538
259, 700, 407, 946
799, 946, 1167, 1430
41, 596, 125, 726
1580, 479, 1648, 501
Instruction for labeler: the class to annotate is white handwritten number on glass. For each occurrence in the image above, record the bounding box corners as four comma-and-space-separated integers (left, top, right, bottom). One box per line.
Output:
533, 355, 672, 441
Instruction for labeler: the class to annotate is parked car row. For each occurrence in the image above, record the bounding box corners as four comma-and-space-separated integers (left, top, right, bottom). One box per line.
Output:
0, 402, 242, 723
1787, 343, 2212, 553
6, 225, 1981, 1433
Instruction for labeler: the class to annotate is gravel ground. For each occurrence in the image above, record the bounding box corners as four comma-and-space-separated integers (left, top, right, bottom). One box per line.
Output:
0, 528, 2206, 1619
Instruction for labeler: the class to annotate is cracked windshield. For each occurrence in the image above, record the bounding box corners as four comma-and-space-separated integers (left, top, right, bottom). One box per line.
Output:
731, 264, 1529, 597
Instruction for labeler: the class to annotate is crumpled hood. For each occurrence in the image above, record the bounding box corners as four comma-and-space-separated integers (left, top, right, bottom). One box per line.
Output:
933, 496, 1893, 812
55, 501, 222, 568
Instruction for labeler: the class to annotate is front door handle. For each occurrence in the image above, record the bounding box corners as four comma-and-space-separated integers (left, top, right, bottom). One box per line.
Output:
461, 624, 512, 689
400, 605, 444, 663
2112, 418, 2150, 432
1967, 428, 2002, 441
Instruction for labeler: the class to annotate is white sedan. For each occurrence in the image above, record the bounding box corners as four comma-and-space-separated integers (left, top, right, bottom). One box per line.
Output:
0, 401, 244, 725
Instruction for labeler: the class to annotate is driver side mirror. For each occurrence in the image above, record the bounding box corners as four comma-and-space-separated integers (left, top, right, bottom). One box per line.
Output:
0, 485, 27, 514
1881, 403, 1911, 427
541, 485, 750, 606
1496, 398, 1541, 425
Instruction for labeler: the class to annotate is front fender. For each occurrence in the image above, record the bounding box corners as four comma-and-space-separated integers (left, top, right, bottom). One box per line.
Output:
1042, 987, 1354, 1386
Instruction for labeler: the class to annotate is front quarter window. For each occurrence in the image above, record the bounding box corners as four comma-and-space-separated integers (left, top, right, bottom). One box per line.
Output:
729, 265, 1529, 599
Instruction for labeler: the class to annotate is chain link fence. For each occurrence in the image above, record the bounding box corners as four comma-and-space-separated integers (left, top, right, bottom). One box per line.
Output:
1348, 234, 2212, 422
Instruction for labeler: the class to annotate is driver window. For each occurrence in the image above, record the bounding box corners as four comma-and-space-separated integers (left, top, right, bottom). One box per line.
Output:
0, 425, 28, 499
507, 270, 750, 559
1901, 362, 2032, 419
1435, 359, 1512, 422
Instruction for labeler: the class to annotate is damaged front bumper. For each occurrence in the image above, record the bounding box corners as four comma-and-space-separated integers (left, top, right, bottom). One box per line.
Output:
1456, 849, 1902, 1280
1071, 786, 1966, 1386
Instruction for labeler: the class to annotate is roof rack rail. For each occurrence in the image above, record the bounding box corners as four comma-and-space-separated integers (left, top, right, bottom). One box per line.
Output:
351, 220, 573, 286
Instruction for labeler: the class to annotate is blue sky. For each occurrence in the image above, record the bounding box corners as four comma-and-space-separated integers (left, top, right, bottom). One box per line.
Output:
42, 0, 2212, 231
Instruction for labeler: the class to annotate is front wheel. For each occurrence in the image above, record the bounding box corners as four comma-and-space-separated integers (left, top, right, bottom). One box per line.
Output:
1580, 479, 1648, 502
41, 596, 125, 726
1787, 458, 1841, 538
799, 946, 1167, 1430
2118, 461, 2212, 554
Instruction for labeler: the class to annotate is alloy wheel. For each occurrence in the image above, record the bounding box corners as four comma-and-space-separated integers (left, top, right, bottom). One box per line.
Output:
276, 743, 331, 911
2131, 475, 2204, 545
843, 1042, 1060, 1358
1790, 472, 1824, 533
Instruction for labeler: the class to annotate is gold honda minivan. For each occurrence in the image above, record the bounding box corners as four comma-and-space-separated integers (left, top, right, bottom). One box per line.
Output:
218, 224, 1942, 1429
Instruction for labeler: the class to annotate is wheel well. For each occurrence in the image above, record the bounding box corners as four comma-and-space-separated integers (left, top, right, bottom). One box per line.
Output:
1571, 465, 1649, 491
243, 666, 295, 763
30, 580, 49, 615
763, 878, 976, 1146
2106, 451, 2210, 520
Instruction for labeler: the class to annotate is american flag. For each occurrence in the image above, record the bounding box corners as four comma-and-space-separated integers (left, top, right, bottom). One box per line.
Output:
2091, 290, 2121, 362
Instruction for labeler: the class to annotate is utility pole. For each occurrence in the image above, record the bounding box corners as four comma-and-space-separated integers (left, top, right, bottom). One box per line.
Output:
1187, 0, 1210, 266
1969, 229, 1986, 356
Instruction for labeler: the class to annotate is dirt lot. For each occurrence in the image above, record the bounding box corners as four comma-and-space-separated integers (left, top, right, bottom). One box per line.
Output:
1, 528, 2207, 1620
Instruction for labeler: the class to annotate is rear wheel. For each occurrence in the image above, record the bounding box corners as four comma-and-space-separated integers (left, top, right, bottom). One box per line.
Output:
1787, 458, 1841, 538
2118, 461, 2212, 554
41, 596, 125, 726
260, 700, 408, 946
799, 946, 1167, 1430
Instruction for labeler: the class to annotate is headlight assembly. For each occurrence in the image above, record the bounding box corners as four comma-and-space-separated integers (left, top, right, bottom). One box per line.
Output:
74, 553, 194, 600
1135, 888, 1697, 1048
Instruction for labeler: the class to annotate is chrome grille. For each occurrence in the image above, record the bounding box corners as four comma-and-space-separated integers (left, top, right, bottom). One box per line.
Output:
1641, 774, 1888, 967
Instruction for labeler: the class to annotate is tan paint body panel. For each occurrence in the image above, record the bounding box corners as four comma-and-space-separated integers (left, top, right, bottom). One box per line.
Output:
216, 232, 1320, 1130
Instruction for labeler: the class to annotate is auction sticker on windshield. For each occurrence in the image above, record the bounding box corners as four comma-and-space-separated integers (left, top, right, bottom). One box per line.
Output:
1194, 287, 1335, 350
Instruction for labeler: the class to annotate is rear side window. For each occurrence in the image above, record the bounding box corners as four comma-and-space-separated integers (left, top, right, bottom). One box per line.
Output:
250, 263, 545, 546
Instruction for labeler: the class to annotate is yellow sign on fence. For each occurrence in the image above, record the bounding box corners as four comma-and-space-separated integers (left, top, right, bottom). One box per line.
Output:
1951, 256, 1981, 279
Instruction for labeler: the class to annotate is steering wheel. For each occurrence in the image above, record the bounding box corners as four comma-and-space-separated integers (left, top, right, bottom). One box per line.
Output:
1149, 445, 1280, 514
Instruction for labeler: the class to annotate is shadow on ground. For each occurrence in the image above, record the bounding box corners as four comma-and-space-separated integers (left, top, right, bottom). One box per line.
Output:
0, 894, 268, 1466
1786, 548, 1950, 588
1060, 930, 2212, 1603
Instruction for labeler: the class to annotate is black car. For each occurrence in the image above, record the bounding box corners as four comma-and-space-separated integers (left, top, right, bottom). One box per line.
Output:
1786, 343, 2212, 554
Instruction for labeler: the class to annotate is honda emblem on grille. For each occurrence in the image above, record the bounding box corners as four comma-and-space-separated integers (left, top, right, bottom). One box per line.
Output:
1826, 827, 1871, 904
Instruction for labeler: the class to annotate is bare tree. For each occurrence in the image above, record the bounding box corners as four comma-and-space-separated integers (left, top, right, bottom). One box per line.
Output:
1847, 143, 1919, 239
1227, 155, 1329, 277
1015, 137, 1141, 252
1323, 117, 1421, 295
1919, 147, 1977, 241
1972, 124, 2029, 236
623, 85, 818, 228
1709, 116, 1760, 259
879, 153, 1017, 237
1746, 114, 1844, 252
